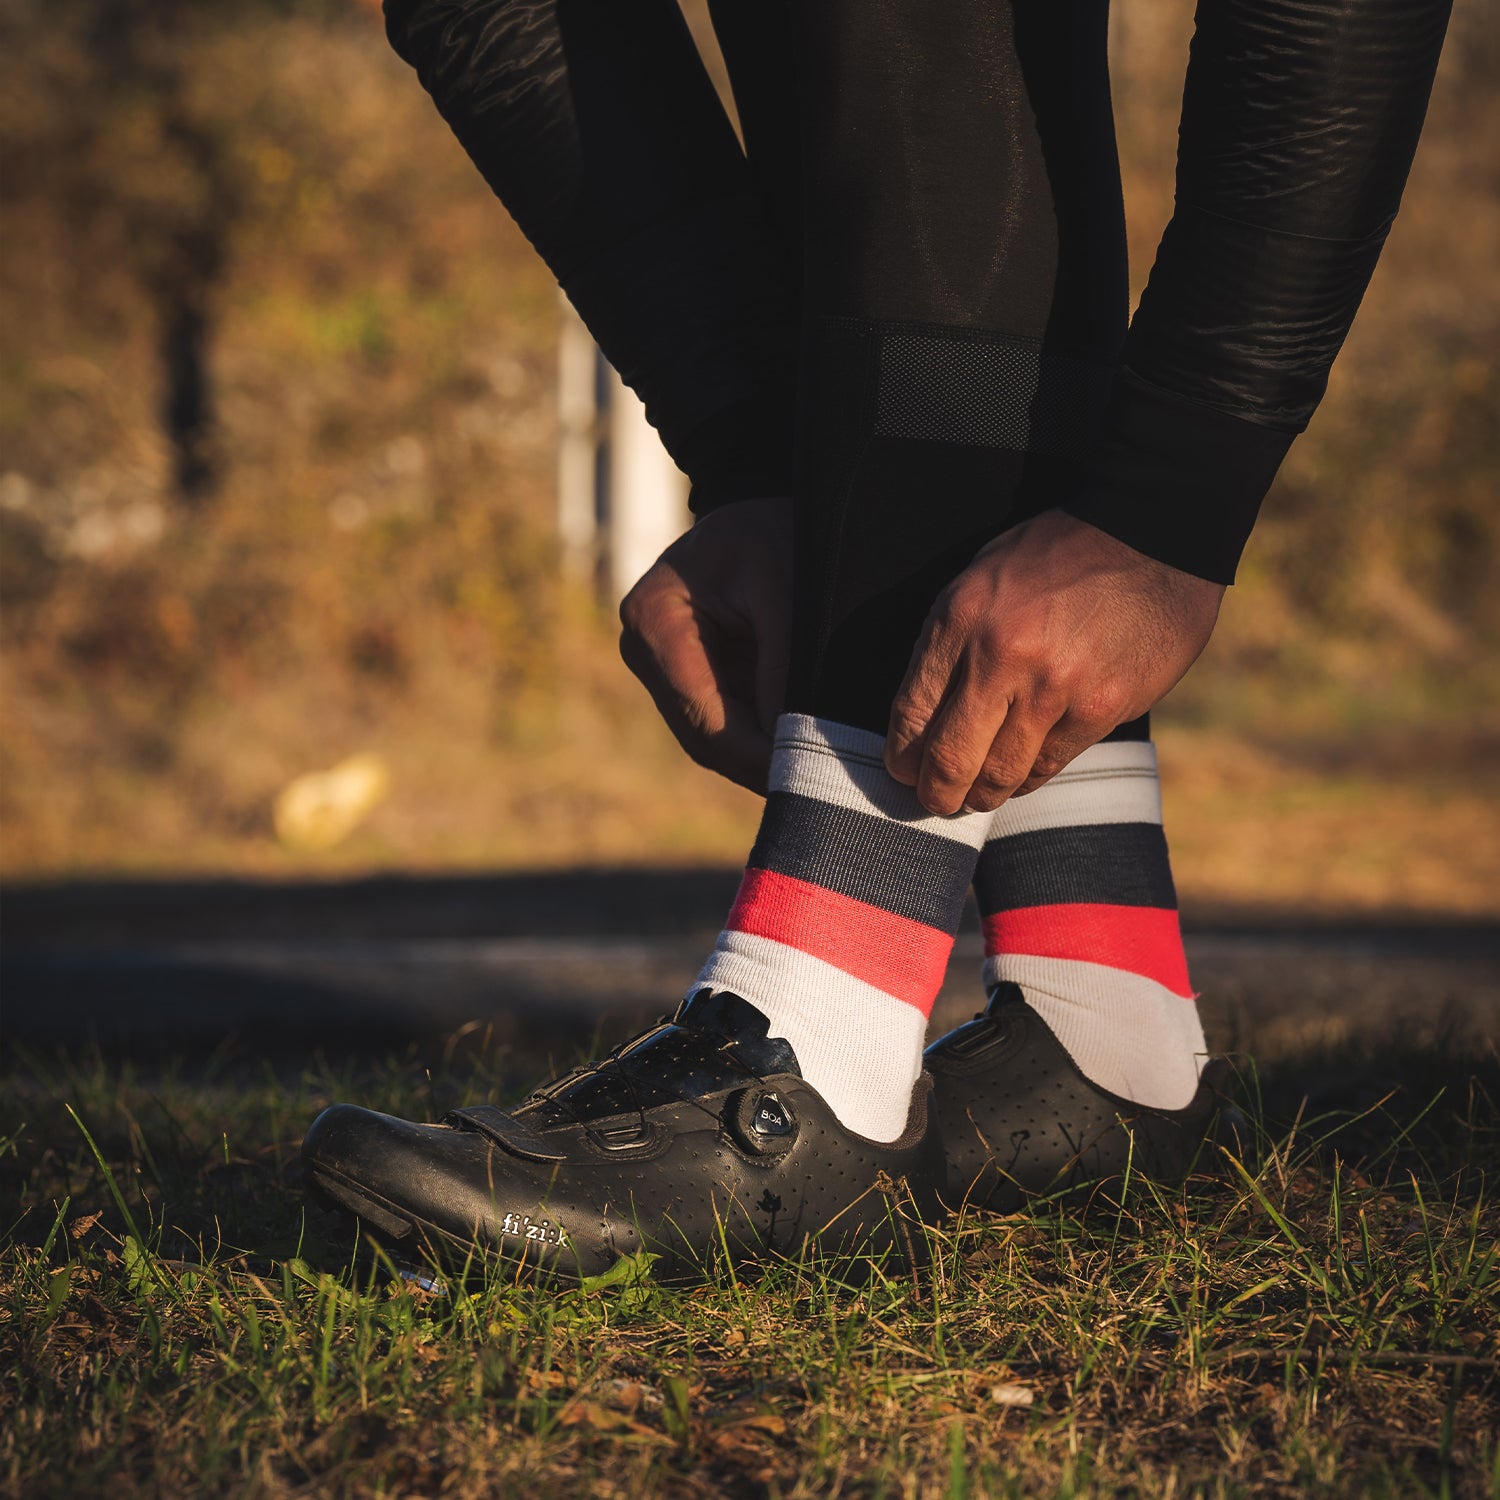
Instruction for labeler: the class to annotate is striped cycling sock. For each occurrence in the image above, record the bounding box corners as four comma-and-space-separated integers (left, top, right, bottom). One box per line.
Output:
973, 739, 1207, 1109
693, 713, 990, 1142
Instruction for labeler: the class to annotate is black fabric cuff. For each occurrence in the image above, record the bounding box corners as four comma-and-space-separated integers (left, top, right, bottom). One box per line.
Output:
682, 390, 797, 517
1062, 371, 1296, 584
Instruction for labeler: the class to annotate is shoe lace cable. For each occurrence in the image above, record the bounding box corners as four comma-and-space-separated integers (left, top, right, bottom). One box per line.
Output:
530, 1017, 773, 1134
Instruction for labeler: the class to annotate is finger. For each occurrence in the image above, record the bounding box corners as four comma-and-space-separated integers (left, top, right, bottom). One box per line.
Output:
622, 631, 773, 790
619, 604, 774, 792
911, 665, 1013, 816
884, 607, 967, 784
689, 700, 775, 793
724, 710, 776, 790
1011, 712, 1115, 796
961, 706, 1057, 813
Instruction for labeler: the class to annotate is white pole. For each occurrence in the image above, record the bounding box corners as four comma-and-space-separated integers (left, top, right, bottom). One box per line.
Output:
604, 362, 690, 604
556, 294, 600, 582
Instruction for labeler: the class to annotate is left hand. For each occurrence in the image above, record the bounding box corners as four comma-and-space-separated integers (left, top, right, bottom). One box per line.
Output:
884, 509, 1226, 814
618, 495, 794, 794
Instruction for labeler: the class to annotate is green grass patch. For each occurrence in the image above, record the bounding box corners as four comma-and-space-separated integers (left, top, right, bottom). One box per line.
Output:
2, 1031, 1496, 1498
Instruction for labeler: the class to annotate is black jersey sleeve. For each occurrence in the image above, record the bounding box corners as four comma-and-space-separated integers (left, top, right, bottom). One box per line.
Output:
1063, 0, 1452, 583
382, 0, 797, 508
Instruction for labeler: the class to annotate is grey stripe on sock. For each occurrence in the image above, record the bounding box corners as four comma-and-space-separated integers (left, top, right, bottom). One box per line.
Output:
751, 792, 978, 932
975, 822, 1177, 912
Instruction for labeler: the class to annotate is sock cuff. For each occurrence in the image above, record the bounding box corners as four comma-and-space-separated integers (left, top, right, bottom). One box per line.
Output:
1067, 739, 1159, 775
773, 712, 888, 762
770, 713, 991, 848
987, 739, 1162, 839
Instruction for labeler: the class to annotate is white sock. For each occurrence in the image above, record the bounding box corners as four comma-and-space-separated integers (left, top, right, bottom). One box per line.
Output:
692, 714, 991, 1141
973, 740, 1207, 1109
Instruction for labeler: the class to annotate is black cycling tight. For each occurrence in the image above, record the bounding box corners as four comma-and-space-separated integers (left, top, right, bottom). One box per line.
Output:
386, 0, 1133, 734
384, 0, 1449, 734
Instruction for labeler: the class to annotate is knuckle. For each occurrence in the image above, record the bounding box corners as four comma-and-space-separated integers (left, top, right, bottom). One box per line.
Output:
1012, 775, 1050, 798
1028, 743, 1070, 781
923, 742, 973, 789
619, 561, 678, 623
1029, 673, 1069, 716
618, 585, 653, 633
1009, 644, 1059, 691
887, 701, 927, 747
940, 592, 981, 634
1076, 687, 1127, 730
934, 587, 989, 643
1015, 760, 1059, 795
973, 758, 1025, 802
1017, 765, 1054, 795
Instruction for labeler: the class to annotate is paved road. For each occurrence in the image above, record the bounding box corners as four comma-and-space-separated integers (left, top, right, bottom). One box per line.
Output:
3, 871, 1495, 1060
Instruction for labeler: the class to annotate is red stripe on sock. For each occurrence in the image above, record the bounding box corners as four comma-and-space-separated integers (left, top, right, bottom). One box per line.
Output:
727, 867, 952, 1014
982, 904, 1193, 998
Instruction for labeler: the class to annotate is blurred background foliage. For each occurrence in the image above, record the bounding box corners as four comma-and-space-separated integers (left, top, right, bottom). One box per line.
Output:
1, 0, 1496, 911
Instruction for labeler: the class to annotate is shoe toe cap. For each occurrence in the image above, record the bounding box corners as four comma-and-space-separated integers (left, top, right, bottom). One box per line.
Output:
302, 1103, 513, 1244
302, 1104, 615, 1277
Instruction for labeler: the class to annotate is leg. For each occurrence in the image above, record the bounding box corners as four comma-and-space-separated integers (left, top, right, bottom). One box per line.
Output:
304, 2, 1217, 1276
383, 0, 798, 504
699, 1, 1220, 1208
787, 0, 1128, 726
307, 0, 947, 1282
694, 0, 1140, 1128
971, 739, 1205, 1111
705, 0, 802, 284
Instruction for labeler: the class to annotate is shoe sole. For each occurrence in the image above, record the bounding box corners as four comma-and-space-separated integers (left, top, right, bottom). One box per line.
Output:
306, 1161, 594, 1286
304, 1159, 929, 1291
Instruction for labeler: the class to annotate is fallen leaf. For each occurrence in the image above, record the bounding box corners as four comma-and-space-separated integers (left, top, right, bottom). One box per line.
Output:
989, 1383, 1035, 1408
557, 1401, 668, 1440
594, 1378, 649, 1413
719, 1414, 786, 1437
273, 752, 390, 852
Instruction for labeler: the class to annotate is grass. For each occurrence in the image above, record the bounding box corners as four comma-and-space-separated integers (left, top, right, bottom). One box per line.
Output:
1, 8, 1498, 1489
3, 1024, 1497, 1498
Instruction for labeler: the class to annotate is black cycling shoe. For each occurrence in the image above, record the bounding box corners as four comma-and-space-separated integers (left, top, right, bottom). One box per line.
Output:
925, 983, 1231, 1213
302, 990, 944, 1285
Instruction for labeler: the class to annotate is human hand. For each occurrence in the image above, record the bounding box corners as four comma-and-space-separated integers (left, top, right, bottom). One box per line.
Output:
619, 495, 793, 793
884, 509, 1225, 813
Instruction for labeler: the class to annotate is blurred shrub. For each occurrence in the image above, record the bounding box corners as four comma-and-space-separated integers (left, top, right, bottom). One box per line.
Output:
0, 0, 1495, 874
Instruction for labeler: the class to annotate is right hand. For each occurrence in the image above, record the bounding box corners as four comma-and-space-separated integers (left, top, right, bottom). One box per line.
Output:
618, 495, 794, 794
